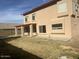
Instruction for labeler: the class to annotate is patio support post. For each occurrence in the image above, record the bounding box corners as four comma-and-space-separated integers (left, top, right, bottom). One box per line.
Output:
30, 24, 33, 37
15, 27, 18, 36
21, 26, 24, 37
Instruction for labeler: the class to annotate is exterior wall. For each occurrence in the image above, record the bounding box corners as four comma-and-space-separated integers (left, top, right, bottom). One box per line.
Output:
71, 0, 79, 40
24, 0, 79, 40
71, 17, 79, 40
57, 0, 72, 16
49, 17, 72, 40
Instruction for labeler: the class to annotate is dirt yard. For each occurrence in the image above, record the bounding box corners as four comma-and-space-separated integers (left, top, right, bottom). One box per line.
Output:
6, 36, 79, 59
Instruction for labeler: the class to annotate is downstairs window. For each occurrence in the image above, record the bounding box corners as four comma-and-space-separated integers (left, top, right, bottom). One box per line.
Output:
39, 25, 46, 33
52, 23, 63, 30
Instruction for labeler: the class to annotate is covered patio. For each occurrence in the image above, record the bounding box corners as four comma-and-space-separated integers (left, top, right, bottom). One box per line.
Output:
15, 23, 37, 37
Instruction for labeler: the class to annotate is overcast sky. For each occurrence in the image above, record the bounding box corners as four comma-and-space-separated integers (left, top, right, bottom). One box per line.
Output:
0, 0, 48, 23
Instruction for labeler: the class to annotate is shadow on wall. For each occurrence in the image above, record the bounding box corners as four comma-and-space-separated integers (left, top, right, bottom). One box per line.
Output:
0, 40, 42, 59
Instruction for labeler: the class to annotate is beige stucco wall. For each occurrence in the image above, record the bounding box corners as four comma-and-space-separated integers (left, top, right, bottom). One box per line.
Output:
71, 0, 79, 40
23, 0, 79, 40
71, 17, 79, 40
49, 16, 72, 40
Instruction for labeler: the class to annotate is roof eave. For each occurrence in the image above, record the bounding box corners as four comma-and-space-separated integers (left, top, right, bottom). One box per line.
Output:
23, 0, 60, 16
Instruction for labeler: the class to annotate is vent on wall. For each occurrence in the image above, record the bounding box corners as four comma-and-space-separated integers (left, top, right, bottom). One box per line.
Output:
57, 15, 68, 18
71, 14, 75, 18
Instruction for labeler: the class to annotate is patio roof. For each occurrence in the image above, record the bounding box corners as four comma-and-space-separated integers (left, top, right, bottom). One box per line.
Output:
15, 23, 36, 27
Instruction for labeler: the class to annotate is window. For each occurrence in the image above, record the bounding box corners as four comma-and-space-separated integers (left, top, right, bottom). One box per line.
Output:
32, 13, 35, 20
39, 25, 46, 33
52, 23, 62, 30
75, 4, 79, 13
32, 24, 36, 32
25, 16, 28, 22
57, 3, 67, 13
24, 26, 30, 32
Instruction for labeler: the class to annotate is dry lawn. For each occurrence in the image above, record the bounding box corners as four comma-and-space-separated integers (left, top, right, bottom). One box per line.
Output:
7, 36, 79, 59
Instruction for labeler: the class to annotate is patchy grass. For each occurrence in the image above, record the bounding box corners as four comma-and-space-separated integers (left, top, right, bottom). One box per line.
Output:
6, 36, 79, 59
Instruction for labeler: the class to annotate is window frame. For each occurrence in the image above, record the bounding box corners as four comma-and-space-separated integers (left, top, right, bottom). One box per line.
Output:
25, 16, 28, 22
57, 2, 67, 13
32, 13, 35, 20
52, 23, 63, 30
39, 25, 46, 33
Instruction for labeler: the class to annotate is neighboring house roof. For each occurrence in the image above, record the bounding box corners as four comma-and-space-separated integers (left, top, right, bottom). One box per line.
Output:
0, 23, 20, 29
23, 0, 60, 16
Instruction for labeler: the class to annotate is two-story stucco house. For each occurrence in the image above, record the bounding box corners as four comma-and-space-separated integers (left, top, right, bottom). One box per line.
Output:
15, 0, 79, 40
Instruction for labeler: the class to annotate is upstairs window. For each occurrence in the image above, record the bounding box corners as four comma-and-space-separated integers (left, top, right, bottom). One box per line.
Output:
32, 13, 35, 20
39, 25, 46, 33
52, 23, 62, 30
25, 16, 28, 22
57, 3, 67, 13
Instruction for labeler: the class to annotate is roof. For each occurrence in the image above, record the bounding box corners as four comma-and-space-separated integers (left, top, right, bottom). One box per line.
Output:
23, 0, 60, 16
15, 23, 36, 27
0, 23, 20, 29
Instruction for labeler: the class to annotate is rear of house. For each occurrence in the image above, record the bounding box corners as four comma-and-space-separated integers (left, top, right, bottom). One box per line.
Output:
15, 0, 79, 40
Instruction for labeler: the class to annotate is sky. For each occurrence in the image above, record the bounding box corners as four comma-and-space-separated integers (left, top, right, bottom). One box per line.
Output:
0, 0, 48, 23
